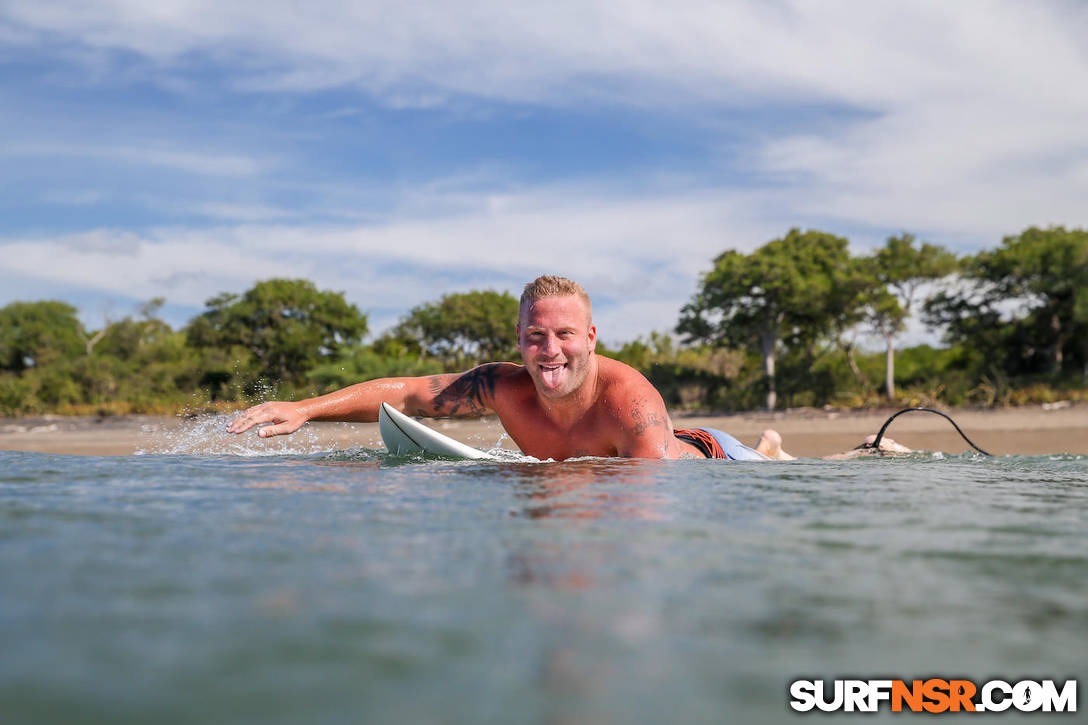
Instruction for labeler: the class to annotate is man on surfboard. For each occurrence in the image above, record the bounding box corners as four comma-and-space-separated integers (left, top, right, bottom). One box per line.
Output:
228, 275, 892, 460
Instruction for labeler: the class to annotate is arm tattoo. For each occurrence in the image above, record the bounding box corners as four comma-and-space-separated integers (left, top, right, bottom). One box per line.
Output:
630, 398, 663, 437
430, 363, 503, 418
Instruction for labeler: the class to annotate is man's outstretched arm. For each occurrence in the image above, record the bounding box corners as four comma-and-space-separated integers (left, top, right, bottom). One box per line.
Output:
227, 362, 518, 438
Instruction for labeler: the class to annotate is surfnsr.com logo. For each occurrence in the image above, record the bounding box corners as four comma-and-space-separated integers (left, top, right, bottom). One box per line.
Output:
789, 679, 1077, 713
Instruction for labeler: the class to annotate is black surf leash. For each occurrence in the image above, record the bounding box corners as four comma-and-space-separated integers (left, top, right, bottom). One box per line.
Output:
865, 406, 993, 457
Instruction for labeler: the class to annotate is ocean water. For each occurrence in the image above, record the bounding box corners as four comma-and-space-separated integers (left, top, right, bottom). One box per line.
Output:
1, 424, 1086, 723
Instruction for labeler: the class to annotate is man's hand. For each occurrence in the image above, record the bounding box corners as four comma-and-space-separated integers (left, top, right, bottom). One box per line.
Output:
227, 401, 308, 438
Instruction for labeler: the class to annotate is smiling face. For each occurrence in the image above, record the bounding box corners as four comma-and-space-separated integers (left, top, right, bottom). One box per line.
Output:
517, 294, 597, 400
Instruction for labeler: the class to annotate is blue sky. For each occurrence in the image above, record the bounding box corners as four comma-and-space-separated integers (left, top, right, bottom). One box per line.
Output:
2, 1, 1086, 347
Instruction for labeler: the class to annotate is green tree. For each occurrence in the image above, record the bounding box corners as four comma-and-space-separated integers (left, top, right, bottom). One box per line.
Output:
926, 226, 1088, 379
186, 279, 368, 393
390, 290, 519, 368
0, 300, 86, 371
307, 346, 444, 392
92, 298, 171, 361
866, 234, 958, 401
607, 332, 748, 410
678, 229, 860, 409
87, 298, 206, 409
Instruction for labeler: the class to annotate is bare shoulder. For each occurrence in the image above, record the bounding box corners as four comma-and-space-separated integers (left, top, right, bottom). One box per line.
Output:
595, 356, 674, 454
427, 362, 527, 417
596, 356, 664, 402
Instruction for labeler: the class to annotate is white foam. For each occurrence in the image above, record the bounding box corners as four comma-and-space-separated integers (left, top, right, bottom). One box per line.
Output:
136, 414, 375, 457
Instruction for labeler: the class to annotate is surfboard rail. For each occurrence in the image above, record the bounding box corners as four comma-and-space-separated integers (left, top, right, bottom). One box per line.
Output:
378, 402, 497, 460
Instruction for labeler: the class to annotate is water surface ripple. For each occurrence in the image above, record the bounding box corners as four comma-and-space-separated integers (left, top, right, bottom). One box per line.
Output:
1, 450, 1085, 723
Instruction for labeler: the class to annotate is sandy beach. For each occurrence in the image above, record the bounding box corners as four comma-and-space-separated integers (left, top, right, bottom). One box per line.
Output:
2, 403, 1085, 457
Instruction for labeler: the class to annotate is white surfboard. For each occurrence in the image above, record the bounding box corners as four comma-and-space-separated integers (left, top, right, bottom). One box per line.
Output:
378, 402, 498, 460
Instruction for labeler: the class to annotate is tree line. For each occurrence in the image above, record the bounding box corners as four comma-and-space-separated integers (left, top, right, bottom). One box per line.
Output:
1, 225, 1085, 416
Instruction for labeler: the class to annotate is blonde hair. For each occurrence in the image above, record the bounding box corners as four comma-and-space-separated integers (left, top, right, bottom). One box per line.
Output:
519, 275, 592, 321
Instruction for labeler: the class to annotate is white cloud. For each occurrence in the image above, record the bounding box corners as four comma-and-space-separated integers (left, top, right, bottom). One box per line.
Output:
9, 1, 1083, 240
5, 144, 267, 177
3, 0, 1088, 343
4, 2, 1084, 108
151, 200, 297, 222
3, 169, 1079, 342
0, 185, 785, 339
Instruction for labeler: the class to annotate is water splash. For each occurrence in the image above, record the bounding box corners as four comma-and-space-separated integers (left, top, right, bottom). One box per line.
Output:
486, 447, 538, 463
136, 414, 381, 457
482, 429, 535, 461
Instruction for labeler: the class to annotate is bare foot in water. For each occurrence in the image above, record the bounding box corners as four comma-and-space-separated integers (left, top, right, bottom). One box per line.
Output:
822, 435, 914, 460
755, 429, 796, 460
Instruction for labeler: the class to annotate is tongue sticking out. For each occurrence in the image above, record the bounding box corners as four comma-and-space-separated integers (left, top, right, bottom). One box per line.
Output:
540, 364, 566, 389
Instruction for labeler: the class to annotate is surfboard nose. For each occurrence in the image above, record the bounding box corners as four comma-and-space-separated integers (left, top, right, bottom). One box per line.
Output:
378, 402, 497, 460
